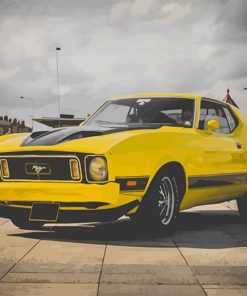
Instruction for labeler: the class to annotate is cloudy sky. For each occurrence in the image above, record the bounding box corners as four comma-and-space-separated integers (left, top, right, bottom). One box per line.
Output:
0, 0, 247, 129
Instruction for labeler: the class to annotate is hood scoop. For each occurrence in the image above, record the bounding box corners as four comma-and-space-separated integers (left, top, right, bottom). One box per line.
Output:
21, 126, 114, 147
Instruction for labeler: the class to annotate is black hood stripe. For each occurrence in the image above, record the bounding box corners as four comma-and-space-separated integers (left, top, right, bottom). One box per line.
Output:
21, 125, 163, 147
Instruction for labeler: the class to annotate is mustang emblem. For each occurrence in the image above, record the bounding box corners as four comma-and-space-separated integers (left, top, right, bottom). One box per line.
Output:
25, 163, 51, 175
32, 165, 46, 174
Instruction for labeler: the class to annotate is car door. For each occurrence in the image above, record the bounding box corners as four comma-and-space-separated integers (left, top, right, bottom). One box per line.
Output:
188, 99, 246, 205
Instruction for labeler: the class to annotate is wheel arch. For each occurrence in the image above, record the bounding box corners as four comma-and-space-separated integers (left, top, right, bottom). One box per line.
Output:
145, 161, 187, 201
131, 161, 188, 224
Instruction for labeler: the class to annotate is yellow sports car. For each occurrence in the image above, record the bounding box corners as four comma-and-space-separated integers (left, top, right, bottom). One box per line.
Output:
0, 93, 247, 230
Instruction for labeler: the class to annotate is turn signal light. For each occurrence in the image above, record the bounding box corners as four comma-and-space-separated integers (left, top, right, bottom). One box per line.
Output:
127, 180, 137, 187
69, 159, 81, 180
0, 159, 10, 179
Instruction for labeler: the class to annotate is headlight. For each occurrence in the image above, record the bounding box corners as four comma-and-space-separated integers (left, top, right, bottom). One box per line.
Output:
88, 156, 108, 182
0, 159, 10, 179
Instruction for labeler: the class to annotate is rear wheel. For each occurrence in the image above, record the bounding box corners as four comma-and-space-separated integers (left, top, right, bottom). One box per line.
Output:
131, 169, 183, 232
237, 196, 247, 221
11, 217, 44, 230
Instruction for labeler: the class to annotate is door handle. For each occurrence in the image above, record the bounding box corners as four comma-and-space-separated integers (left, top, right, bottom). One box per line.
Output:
236, 142, 242, 149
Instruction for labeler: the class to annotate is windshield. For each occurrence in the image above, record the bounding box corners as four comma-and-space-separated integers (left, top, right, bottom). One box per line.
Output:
85, 97, 195, 128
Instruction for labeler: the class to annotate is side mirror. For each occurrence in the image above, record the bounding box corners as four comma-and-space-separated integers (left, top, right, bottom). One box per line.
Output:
206, 119, 219, 132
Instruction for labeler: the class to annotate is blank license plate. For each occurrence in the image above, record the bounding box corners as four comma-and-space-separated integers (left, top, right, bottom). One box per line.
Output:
29, 203, 60, 222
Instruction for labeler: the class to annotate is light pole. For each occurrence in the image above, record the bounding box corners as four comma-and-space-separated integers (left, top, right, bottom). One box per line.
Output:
56, 47, 61, 127
19, 96, 34, 131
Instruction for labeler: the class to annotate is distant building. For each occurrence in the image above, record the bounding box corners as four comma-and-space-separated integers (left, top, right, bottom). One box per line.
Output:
223, 88, 239, 108
33, 114, 85, 128
0, 115, 31, 135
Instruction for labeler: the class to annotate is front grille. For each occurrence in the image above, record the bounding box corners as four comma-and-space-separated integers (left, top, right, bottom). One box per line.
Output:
0, 154, 82, 182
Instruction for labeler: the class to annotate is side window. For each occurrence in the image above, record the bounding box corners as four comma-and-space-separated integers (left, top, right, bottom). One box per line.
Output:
198, 100, 215, 130
223, 106, 238, 132
199, 100, 231, 134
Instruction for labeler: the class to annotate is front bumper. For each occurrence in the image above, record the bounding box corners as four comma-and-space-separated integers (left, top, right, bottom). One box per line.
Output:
0, 181, 142, 222
0, 200, 139, 223
0, 182, 120, 204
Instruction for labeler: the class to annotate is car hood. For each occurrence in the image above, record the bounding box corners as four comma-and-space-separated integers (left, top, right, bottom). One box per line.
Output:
0, 125, 163, 154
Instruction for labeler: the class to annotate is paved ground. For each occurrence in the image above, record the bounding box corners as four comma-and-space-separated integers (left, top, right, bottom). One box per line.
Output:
0, 201, 247, 296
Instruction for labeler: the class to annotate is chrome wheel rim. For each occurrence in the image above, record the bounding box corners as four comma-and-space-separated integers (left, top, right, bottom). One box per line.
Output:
158, 176, 175, 225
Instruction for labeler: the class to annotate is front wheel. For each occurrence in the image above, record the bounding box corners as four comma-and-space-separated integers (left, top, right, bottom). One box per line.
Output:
131, 170, 182, 232
11, 217, 44, 230
237, 196, 247, 221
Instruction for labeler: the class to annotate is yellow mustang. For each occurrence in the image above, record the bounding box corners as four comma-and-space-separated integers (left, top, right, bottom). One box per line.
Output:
0, 93, 247, 230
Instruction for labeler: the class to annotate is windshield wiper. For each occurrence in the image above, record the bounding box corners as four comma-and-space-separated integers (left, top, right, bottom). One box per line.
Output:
94, 120, 187, 128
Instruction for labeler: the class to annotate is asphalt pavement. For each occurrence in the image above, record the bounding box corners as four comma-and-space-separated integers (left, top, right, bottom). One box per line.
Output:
0, 201, 247, 296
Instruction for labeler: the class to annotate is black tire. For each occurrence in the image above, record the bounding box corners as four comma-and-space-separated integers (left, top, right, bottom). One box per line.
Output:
11, 217, 44, 230
131, 168, 183, 232
237, 196, 247, 221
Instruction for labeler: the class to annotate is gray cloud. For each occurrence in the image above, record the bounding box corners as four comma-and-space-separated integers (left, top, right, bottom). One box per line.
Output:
0, 0, 247, 129
213, 0, 247, 43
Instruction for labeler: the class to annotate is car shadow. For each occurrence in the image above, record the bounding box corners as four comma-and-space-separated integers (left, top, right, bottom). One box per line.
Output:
8, 210, 247, 249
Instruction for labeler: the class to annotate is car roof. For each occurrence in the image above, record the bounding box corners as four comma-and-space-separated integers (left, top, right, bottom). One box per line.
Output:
110, 93, 229, 106
111, 93, 200, 100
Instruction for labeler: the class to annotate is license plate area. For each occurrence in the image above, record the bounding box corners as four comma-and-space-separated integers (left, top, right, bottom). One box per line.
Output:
29, 203, 60, 222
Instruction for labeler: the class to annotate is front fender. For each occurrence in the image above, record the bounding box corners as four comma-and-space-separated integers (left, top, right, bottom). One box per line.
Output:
0, 133, 30, 146
0, 134, 20, 143
108, 128, 192, 193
